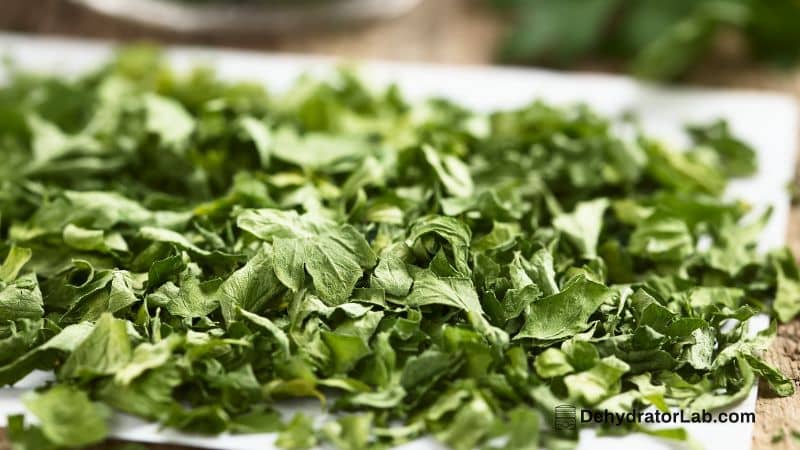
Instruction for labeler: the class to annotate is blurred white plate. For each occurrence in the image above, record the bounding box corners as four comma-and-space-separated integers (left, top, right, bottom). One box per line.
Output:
0, 32, 796, 450
70, 0, 422, 32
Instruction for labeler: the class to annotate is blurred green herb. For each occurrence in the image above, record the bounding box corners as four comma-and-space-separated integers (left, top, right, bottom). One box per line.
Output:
491, 0, 800, 80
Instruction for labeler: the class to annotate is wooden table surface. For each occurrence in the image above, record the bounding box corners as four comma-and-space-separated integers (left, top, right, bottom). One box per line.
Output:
1, 1, 799, 449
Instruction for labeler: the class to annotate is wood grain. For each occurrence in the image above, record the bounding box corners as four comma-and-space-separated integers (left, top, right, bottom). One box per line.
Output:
0, 1, 798, 449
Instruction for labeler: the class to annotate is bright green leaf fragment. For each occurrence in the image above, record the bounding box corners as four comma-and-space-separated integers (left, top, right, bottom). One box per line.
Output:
0, 246, 32, 283
516, 276, 616, 341
60, 313, 132, 380
0, 274, 44, 321
144, 93, 195, 148
553, 198, 608, 259
276, 413, 318, 450
23, 384, 110, 447
238, 209, 376, 304
435, 394, 496, 450
564, 355, 630, 405
322, 413, 374, 450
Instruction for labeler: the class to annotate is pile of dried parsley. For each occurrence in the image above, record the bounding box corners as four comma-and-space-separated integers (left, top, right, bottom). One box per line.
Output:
1, 47, 798, 450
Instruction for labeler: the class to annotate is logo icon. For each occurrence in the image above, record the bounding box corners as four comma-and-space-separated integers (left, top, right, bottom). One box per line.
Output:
554, 404, 577, 431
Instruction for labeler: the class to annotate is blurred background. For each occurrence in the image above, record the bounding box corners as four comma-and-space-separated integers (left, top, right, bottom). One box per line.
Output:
1, 0, 799, 89
1, 2, 800, 450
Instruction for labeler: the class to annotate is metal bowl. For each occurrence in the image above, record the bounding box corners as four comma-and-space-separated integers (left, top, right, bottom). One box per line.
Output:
70, 0, 422, 33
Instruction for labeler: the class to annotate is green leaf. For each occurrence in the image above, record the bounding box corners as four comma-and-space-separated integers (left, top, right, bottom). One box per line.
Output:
743, 354, 795, 397
229, 408, 283, 434
217, 244, 282, 323
115, 334, 183, 385
271, 127, 372, 170
472, 221, 520, 252
687, 120, 757, 177
629, 217, 694, 262
60, 313, 132, 380
139, 226, 211, 256
304, 237, 366, 304
564, 355, 630, 405
321, 330, 372, 374
0, 274, 44, 321
0, 322, 94, 386
523, 248, 559, 296
370, 256, 413, 297
238, 209, 375, 304
0, 246, 32, 283
642, 139, 726, 194
239, 308, 291, 355
553, 198, 609, 259
144, 93, 194, 149
406, 215, 472, 275
98, 364, 182, 420
690, 358, 755, 411
517, 276, 615, 341
435, 393, 496, 450
23, 384, 110, 447
6, 414, 59, 450
276, 413, 317, 450
273, 237, 306, 292
773, 248, 800, 322
322, 413, 374, 450
501, 407, 540, 450
406, 275, 483, 313
63, 224, 128, 254
240, 116, 272, 167
422, 144, 474, 197
149, 274, 219, 318
108, 270, 140, 313
534, 348, 574, 378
